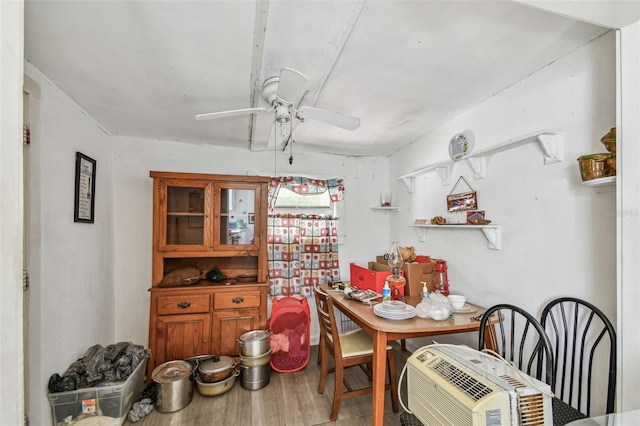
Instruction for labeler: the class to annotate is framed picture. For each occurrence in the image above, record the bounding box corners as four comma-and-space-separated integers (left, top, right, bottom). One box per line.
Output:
74, 152, 96, 223
446, 176, 478, 212
248, 213, 255, 224
466, 210, 485, 224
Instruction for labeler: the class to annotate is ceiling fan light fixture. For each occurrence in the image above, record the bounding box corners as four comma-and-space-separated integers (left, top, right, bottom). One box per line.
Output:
261, 77, 279, 106
274, 104, 290, 123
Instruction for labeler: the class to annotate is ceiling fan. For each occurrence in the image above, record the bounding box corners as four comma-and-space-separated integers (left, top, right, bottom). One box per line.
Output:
194, 67, 360, 139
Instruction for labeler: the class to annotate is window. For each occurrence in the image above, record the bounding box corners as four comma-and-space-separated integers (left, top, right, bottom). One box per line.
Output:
274, 187, 331, 209
267, 176, 345, 297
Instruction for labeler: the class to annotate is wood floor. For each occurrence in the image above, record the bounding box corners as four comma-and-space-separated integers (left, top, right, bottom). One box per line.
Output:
126, 341, 411, 426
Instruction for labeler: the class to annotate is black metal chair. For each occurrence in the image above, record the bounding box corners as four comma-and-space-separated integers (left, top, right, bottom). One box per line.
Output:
478, 303, 554, 387
540, 297, 616, 416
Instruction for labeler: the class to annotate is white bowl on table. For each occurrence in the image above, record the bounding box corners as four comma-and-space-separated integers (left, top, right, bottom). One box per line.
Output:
447, 295, 466, 310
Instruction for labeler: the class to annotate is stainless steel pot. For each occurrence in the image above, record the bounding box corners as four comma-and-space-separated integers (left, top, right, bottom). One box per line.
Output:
237, 330, 271, 356
195, 370, 239, 397
198, 355, 236, 383
239, 347, 272, 367
184, 354, 214, 370
152, 360, 193, 413
240, 363, 271, 390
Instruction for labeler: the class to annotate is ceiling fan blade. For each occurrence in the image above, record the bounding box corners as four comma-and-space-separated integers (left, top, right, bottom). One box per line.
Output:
195, 107, 268, 121
276, 67, 308, 105
297, 106, 360, 131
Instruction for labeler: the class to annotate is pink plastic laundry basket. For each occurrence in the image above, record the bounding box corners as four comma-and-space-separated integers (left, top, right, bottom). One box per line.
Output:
268, 296, 311, 373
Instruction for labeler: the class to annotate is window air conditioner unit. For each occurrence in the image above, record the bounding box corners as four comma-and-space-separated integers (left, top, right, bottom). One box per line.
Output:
407, 345, 553, 426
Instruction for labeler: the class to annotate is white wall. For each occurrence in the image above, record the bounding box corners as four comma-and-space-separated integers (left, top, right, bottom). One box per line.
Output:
390, 31, 617, 414
111, 138, 391, 347
618, 20, 640, 412
25, 62, 115, 426
0, 1, 25, 425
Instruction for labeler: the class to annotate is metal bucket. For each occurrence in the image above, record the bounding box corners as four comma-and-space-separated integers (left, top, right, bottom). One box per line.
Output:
240, 363, 271, 390
152, 360, 193, 413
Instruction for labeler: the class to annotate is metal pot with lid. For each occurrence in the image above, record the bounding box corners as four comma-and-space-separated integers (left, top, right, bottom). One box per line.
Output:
152, 360, 193, 413
198, 355, 237, 383
237, 330, 271, 357
184, 354, 214, 370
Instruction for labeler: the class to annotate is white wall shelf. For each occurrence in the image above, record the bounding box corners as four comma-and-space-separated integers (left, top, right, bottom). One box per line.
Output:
371, 206, 400, 211
397, 130, 563, 189
410, 224, 502, 250
582, 176, 616, 193
398, 165, 451, 192
465, 130, 563, 179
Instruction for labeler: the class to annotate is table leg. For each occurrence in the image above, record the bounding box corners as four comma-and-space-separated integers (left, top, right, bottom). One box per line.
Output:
372, 330, 387, 426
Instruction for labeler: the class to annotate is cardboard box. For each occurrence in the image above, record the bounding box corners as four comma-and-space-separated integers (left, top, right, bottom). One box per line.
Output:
376, 256, 435, 274
375, 256, 436, 296
405, 269, 435, 296
349, 263, 404, 295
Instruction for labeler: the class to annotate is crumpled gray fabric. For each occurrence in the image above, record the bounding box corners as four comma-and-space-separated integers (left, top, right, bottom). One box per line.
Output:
48, 342, 151, 393
127, 398, 154, 422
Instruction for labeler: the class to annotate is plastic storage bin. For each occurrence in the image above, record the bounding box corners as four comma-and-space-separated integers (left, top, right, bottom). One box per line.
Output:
47, 360, 147, 426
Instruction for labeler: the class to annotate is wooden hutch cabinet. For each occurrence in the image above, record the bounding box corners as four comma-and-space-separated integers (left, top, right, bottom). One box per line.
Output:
147, 171, 270, 374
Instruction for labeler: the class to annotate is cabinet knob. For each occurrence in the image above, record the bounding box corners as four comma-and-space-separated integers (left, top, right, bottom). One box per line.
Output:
177, 301, 191, 309
232, 297, 244, 304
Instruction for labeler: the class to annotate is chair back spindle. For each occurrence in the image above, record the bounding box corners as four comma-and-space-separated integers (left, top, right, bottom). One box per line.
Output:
540, 297, 616, 416
479, 303, 554, 387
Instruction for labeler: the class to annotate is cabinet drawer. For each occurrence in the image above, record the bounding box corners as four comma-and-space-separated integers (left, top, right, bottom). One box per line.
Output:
214, 291, 261, 310
157, 294, 211, 315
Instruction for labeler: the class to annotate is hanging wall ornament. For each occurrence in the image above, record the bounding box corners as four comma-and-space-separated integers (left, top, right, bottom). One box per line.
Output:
447, 176, 478, 212
448, 131, 475, 161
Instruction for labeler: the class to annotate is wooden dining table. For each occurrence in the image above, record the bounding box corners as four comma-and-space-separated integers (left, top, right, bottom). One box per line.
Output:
329, 290, 487, 426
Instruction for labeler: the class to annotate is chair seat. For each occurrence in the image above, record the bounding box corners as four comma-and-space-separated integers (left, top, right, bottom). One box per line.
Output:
328, 329, 392, 357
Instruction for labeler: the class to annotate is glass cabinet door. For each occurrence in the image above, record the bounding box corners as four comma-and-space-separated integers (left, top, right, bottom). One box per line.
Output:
158, 180, 212, 251
214, 183, 261, 250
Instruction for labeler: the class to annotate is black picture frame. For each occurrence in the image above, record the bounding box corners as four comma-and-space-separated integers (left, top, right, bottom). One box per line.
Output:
248, 213, 255, 224
74, 152, 96, 223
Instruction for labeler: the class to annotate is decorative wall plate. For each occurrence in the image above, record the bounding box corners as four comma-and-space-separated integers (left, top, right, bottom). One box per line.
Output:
449, 132, 474, 160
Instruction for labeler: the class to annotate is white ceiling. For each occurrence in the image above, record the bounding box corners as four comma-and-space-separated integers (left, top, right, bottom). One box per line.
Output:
24, 1, 614, 157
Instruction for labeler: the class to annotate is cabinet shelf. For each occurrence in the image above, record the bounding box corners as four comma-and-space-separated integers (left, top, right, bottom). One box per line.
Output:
371, 206, 400, 211
410, 224, 502, 250
167, 212, 205, 216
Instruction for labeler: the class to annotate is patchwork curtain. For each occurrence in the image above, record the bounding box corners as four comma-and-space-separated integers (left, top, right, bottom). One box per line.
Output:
267, 213, 341, 297
268, 176, 344, 209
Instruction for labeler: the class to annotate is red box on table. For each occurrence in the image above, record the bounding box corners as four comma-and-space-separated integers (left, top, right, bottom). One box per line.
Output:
349, 263, 404, 295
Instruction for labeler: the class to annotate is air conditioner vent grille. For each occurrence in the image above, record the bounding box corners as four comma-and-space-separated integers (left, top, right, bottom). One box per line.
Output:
431, 358, 493, 402
500, 374, 526, 388
518, 394, 546, 426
